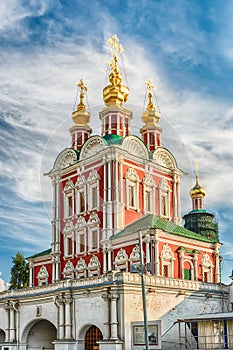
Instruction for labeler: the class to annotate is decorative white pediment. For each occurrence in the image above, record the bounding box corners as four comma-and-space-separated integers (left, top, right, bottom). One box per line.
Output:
159, 178, 169, 192
64, 179, 74, 192
88, 212, 100, 226
53, 148, 78, 171
161, 244, 174, 260
88, 255, 100, 270
201, 253, 213, 268
88, 256, 100, 277
64, 220, 74, 233
153, 148, 176, 170
80, 136, 106, 160
122, 136, 149, 159
75, 175, 86, 188
76, 258, 87, 272
75, 216, 86, 230
37, 265, 49, 279
142, 174, 154, 187
63, 261, 74, 278
125, 168, 139, 182
87, 169, 100, 183
114, 248, 128, 265
129, 245, 140, 262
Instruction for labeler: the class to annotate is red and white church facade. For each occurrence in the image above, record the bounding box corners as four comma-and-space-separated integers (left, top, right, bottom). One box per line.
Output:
0, 35, 229, 350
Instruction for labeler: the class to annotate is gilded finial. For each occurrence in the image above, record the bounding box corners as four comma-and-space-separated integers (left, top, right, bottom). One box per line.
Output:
145, 79, 156, 111
103, 34, 129, 106
77, 79, 88, 112
108, 34, 124, 59
195, 160, 199, 185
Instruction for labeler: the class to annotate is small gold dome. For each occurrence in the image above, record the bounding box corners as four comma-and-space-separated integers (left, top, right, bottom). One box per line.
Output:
190, 182, 206, 198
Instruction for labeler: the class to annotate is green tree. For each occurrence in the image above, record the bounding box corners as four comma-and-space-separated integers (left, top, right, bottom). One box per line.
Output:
9, 252, 29, 289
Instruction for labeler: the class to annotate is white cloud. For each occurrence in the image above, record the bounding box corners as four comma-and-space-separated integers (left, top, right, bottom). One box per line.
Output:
0, 273, 5, 291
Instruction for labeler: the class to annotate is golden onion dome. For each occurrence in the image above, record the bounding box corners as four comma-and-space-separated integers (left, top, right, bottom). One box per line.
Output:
103, 34, 129, 106
190, 182, 206, 198
190, 161, 206, 198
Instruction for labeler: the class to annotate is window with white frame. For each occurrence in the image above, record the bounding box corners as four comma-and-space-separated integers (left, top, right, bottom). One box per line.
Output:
64, 179, 74, 218
75, 175, 86, 214
160, 244, 175, 278
87, 212, 100, 252
143, 174, 155, 213
87, 170, 100, 211
201, 253, 213, 283
75, 216, 86, 255
159, 179, 170, 218
76, 231, 86, 254
126, 168, 139, 211
63, 220, 74, 257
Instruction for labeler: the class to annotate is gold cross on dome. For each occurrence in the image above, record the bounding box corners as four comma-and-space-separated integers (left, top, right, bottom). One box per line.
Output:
77, 79, 88, 93
145, 79, 156, 92
107, 34, 124, 58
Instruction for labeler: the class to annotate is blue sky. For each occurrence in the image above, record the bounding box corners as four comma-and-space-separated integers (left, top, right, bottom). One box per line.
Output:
0, 0, 233, 287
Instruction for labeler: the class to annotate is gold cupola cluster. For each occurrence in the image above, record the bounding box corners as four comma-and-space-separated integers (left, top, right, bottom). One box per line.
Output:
103, 34, 129, 106
141, 79, 161, 126
71, 79, 90, 127
190, 162, 206, 199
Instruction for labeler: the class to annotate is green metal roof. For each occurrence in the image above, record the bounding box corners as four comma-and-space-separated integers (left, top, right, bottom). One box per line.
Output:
103, 134, 123, 145
112, 214, 218, 243
27, 248, 51, 259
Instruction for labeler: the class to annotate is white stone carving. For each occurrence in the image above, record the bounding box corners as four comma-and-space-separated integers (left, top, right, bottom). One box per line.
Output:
114, 248, 129, 271
142, 174, 154, 187
75, 216, 86, 230
125, 168, 139, 182
87, 169, 100, 183
159, 178, 169, 192
63, 261, 74, 279
122, 136, 148, 159
53, 149, 77, 170
37, 266, 49, 286
75, 175, 86, 188
88, 256, 100, 277
75, 258, 87, 279
88, 212, 100, 226
153, 148, 176, 169
201, 253, 213, 267
161, 244, 174, 260
80, 136, 106, 160
129, 245, 140, 262
64, 179, 74, 192
64, 220, 74, 233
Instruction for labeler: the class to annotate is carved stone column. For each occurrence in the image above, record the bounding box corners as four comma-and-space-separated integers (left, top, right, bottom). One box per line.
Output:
29, 261, 34, 287
109, 290, 119, 340
107, 248, 112, 272
145, 234, 150, 274
214, 243, 221, 283
193, 253, 198, 281
55, 294, 65, 340
64, 292, 73, 339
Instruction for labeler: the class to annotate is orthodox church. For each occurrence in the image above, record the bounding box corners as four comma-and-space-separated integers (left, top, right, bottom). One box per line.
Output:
0, 35, 230, 350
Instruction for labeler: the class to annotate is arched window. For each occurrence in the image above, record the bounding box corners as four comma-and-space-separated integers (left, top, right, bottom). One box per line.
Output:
75, 175, 86, 214
159, 179, 170, 218
87, 170, 100, 211
160, 244, 175, 278
64, 179, 74, 218
75, 217, 86, 255
126, 168, 139, 211
88, 212, 100, 252
63, 220, 74, 257
201, 253, 213, 283
143, 174, 155, 214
